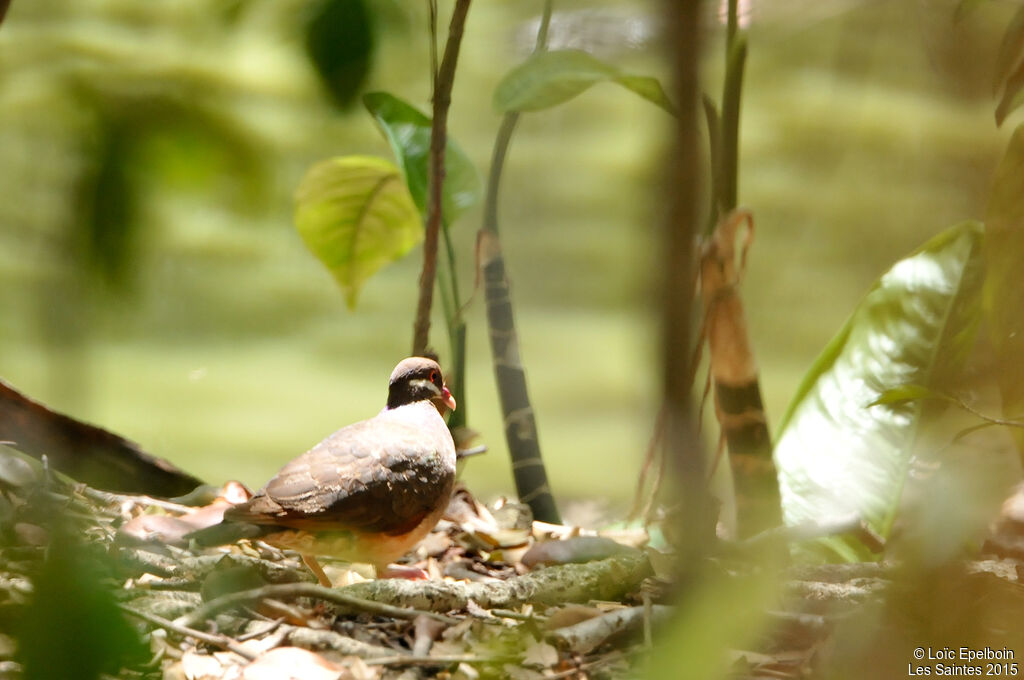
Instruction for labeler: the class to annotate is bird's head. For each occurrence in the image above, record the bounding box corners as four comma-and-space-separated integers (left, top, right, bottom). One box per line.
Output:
386, 357, 457, 413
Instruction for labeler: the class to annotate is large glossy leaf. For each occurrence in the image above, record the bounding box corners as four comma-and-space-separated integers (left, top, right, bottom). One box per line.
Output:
493, 49, 675, 115
362, 91, 481, 224
985, 125, 1024, 456
293, 156, 421, 309
774, 221, 986, 561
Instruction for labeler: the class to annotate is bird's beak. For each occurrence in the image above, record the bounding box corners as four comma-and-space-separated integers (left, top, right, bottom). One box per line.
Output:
441, 386, 457, 412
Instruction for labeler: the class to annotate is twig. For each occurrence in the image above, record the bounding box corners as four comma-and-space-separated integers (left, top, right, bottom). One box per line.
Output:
363, 654, 511, 667
412, 0, 473, 355
628, 405, 665, 522
547, 605, 674, 654
236, 618, 284, 642
77, 485, 195, 514
490, 607, 547, 622
174, 582, 458, 629
642, 593, 653, 650
120, 604, 257, 661
543, 653, 626, 680
456, 445, 488, 459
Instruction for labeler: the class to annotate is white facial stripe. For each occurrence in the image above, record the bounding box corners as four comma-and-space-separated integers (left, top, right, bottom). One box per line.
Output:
409, 378, 441, 396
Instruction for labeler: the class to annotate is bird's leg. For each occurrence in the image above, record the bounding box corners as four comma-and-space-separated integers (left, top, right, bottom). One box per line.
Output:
301, 554, 333, 587
377, 563, 430, 580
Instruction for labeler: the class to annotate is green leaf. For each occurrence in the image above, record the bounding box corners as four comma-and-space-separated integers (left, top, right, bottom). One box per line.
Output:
78, 122, 138, 289
362, 91, 481, 223
305, 0, 375, 108
867, 384, 938, 408
774, 221, 986, 561
985, 125, 1024, 458
609, 74, 677, 115
293, 156, 421, 309
493, 49, 676, 115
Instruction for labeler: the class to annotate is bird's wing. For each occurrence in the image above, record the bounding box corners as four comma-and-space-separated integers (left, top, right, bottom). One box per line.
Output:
225, 417, 453, 536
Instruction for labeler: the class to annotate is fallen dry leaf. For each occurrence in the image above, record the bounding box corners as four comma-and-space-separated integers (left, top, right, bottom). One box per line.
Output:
522, 638, 559, 668
179, 649, 234, 680
502, 664, 546, 680
241, 647, 341, 680
521, 536, 638, 568
545, 604, 604, 630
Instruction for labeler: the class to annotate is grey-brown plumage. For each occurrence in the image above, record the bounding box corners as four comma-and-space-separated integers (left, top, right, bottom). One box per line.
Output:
191, 357, 456, 577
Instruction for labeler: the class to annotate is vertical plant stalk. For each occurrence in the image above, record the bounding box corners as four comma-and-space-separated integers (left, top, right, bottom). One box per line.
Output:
719, 35, 747, 215
477, 1, 560, 524
700, 210, 781, 538
427, 0, 467, 431
705, 3, 779, 537
412, 0, 472, 357
663, 0, 709, 571
436, 245, 467, 431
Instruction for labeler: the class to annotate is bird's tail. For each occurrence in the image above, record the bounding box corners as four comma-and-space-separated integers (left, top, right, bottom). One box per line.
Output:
185, 521, 272, 547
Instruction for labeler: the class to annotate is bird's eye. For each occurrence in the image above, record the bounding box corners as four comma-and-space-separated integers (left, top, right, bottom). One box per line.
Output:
430, 370, 440, 385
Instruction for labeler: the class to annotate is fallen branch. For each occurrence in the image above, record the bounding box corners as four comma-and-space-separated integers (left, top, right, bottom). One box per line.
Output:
280, 625, 400, 660
548, 604, 675, 654
175, 582, 458, 629
363, 653, 513, 667
121, 604, 256, 661
330, 554, 651, 615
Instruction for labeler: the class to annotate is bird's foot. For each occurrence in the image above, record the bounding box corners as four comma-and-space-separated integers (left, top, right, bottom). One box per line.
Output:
301, 554, 333, 587
378, 563, 429, 580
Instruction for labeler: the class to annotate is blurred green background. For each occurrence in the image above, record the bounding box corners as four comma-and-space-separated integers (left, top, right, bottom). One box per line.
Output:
0, 0, 1013, 516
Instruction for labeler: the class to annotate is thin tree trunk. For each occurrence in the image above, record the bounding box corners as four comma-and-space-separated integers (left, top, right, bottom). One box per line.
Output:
478, 229, 559, 523
662, 0, 711, 572
476, 3, 560, 524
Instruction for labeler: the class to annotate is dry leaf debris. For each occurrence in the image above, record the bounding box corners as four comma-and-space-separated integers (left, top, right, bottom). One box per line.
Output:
5, 450, 1024, 680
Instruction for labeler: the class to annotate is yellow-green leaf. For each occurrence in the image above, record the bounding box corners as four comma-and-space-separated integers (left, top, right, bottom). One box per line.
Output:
294, 156, 422, 308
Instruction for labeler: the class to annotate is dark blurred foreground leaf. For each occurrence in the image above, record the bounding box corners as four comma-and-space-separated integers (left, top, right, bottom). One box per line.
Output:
0, 377, 203, 496
363, 91, 481, 224
985, 124, 1024, 458
305, 0, 375, 108
774, 221, 986, 561
645, 566, 780, 680
71, 91, 271, 291
293, 156, 422, 308
493, 49, 676, 115
75, 123, 138, 289
993, 5, 1024, 125
19, 527, 146, 680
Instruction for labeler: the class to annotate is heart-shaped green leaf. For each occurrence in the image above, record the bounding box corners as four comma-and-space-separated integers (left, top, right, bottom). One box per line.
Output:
363, 91, 481, 224
493, 49, 675, 115
293, 156, 421, 309
774, 220, 986, 561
